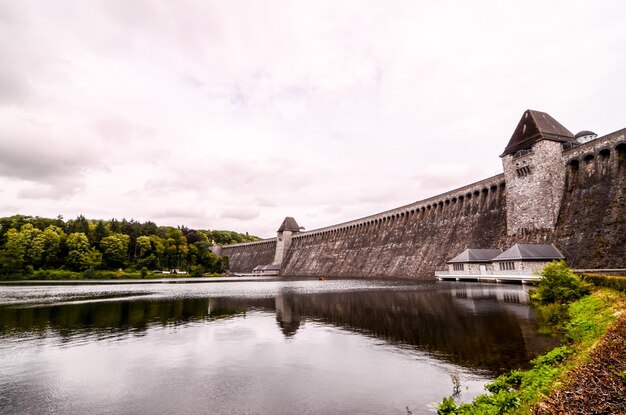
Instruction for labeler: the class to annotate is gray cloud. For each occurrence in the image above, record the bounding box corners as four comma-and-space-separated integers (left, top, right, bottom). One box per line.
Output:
220, 208, 260, 221
0, 65, 32, 104
151, 208, 207, 221
0, 1, 624, 236
0, 137, 89, 181
17, 180, 83, 200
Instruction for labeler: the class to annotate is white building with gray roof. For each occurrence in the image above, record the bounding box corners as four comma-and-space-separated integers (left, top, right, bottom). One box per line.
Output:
437, 243, 564, 283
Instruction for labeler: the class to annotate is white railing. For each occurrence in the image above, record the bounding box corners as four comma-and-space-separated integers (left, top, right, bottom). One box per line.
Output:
435, 270, 538, 276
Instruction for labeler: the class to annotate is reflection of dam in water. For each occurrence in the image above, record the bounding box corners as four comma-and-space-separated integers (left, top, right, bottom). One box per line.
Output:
267, 284, 555, 373
0, 283, 557, 375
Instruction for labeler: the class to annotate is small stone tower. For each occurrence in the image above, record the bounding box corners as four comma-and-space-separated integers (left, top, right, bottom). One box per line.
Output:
273, 217, 301, 266
501, 110, 576, 236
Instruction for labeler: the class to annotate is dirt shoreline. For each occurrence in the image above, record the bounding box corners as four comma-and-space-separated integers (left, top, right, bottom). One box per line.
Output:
533, 312, 626, 414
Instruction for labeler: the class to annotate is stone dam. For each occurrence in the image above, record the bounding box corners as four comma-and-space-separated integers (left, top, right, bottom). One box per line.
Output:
215, 110, 626, 278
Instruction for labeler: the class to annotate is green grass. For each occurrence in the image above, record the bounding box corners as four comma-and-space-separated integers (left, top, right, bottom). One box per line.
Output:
1, 269, 224, 280
435, 289, 625, 415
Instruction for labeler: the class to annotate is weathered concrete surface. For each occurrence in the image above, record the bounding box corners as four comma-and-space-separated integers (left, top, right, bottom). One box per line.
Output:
281, 176, 508, 278
220, 239, 276, 273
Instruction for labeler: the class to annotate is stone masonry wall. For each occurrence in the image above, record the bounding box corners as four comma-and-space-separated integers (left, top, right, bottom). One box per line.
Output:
551, 130, 626, 268
273, 230, 295, 265
219, 239, 277, 273
281, 175, 508, 278
503, 140, 568, 236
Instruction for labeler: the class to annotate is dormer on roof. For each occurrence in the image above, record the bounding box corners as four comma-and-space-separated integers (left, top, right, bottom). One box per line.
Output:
501, 110, 575, 157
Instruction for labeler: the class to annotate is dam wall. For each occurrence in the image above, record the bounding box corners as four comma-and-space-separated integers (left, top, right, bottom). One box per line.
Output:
217, 114, 625, 278
553, 130, 626, 268
219, 238, 277, 273
281, 175, 508, 278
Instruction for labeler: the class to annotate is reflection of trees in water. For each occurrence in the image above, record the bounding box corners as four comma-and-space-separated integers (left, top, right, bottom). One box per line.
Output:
0, 298, 223, 338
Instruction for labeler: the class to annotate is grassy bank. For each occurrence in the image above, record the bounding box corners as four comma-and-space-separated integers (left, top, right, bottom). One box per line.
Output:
436, 287, 626, 414
581, 273, 626, 293
1, 269, 223, 280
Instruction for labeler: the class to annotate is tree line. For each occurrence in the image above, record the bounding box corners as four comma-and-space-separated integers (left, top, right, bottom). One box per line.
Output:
0, 215, 259, 277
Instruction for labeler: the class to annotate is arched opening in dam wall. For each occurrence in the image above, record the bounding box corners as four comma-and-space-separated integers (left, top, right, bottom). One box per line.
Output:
217, 119, 625, 278
553, 134, 626, 269
280, 176, 508, 278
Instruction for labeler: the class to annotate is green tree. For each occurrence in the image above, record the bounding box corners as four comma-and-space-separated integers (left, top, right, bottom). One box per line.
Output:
0, 228, 28, 273
532, 261, 590, 304
136, 236, 152, 258
109, 218, 121, 233
82, 248, 103, 271
66, 232, 90, 252
189, 241, 218, 271
93, 220, 108, 245
66, 214, 90, 235
19, 224, 43, 266
164, 229, 187, 269
38, 226, 64, 267
65, 232, 91, 271
100, 233, 130, 269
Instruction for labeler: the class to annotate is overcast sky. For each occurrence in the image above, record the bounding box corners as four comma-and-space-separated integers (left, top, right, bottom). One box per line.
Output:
1, 1, 625, 237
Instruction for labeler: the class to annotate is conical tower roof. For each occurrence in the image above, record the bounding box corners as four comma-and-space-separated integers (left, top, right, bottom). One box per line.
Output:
277, 217, 301, 232
501, 110, 575, 156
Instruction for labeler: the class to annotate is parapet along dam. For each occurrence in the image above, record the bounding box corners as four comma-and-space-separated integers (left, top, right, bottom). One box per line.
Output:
212, 110, 626, 279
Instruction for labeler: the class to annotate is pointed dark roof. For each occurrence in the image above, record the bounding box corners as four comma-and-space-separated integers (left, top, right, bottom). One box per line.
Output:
277, 217, 301, 232
501, 110, 575, 157
492, 244, 564, 261
447, 248, 503, 263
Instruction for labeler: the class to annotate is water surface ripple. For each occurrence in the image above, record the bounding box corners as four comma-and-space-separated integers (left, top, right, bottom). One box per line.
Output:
0, 278, 558, 414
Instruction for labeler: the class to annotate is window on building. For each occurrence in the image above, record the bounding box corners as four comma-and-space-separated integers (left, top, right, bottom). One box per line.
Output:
453, 263, 463, 271
499, 262, 515, 271
516, 166, 531, 177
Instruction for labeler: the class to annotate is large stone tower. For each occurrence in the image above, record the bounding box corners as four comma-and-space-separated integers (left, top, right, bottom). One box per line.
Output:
501, 110, 576, 237
273, 217, 301, 266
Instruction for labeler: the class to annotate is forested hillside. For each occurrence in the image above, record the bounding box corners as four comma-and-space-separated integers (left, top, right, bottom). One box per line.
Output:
0, 215, 259, 278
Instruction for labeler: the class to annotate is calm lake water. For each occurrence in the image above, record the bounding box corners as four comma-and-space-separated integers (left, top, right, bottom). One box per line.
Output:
0, 278, 558, 414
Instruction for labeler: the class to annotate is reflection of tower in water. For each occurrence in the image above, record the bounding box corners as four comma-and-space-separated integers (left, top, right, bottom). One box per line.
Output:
274, 294, 302, 337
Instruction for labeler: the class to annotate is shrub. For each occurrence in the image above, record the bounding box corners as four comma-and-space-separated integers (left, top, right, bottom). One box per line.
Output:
531, 261, 590, 304
531, 346, 572, 366
491, 391, 520, 414
82, 269, 96, 279
436, 396, 457, 415
581, 274, 626, 293
485, 370, 525, 394
140, 267, 148, 278
538, 303, 570, 330
190, 265, 205, 277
